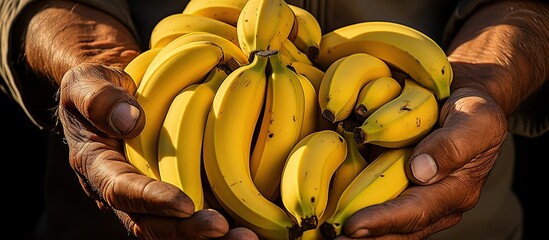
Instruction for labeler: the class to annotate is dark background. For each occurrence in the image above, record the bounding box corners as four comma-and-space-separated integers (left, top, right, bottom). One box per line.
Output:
1, 92, 543, 239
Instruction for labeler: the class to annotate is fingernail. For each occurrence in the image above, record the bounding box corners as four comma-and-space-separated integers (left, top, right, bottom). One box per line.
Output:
350, 229, 370, 237
110, 102, 139, 134
411, 154, 437, 183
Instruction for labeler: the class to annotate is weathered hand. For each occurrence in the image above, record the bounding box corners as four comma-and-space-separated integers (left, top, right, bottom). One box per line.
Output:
57, 63, 258, 240
335, 86, 507, 240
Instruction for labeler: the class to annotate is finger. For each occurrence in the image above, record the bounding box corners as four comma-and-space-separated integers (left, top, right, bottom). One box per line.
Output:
59, 63, 144, 138
218, 227, 259, 240
339, 176, 477, 239
407, 88, 507, 184
115, 208, 230, 240
334, 215, 461, 240
75, 146, 196, 217
59, 93, 195, 218
334, 214, 460, 240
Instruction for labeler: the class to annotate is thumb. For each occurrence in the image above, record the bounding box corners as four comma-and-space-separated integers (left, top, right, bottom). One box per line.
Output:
59, 63, 144, 138
407, 88, 508, 185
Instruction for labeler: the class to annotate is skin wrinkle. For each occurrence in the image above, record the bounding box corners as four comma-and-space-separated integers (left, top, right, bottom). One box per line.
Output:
448, 1, 549, 121
25, 3, 139, 85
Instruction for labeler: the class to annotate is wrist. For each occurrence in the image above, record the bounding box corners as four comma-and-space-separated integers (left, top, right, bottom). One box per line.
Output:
446, 0, 549, 116
23, 0, 140, 86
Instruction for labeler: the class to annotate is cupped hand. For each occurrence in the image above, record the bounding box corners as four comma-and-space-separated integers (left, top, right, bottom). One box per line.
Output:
57, 63, 258, 240
334, 86, 508, 240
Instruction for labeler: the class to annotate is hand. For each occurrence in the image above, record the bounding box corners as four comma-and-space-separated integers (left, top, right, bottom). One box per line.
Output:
334, 86, 507, 240
57, 63, 259, 240
332, 0, 549, 238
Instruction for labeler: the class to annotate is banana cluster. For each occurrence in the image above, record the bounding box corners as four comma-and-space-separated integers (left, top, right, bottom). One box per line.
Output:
122, 0, 453, 239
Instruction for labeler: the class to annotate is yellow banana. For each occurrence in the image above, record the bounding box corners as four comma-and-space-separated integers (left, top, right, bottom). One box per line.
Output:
280, 39, 314, 66
318, 52, 392, 123
157, 67, 228, 211
155, 31, 248, 69
281, 130, 347, 231
295, 72, 318, 141
149, 13, 239, 49
182, 0, 248, 27
354, 78, 439, 148
237, 0, 295, 59
301, 227, 323, 240
288, 4, 321, 62
288, 65, 321, 140
124, 41, 224, 179
202, 50, 302, 240
124, 47, 162, 88
354, 76, 403, 122
249, 52, 305, 201
319, 147, 412, 239
321, 122, 368, 225
287, 61, 324, 94
316, 21, 453, 100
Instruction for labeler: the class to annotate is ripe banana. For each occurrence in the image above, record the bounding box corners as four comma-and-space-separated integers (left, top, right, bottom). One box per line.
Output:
202, 50, 302, 240
237, 0, 295, 59
157, 67, 228, 211
318, 52, 392, 123
288, 4, 321, 62
250, 51, 306, 201
321, 122, 368, 225
288, 61, 324, 93
124, 47, 162, 88
280, 130, 348, 231
316, 21, 453, 100
295, 72, 318, 141
124, 41, 224, 179
155, 31, 248, 69
354, 78, 439, 148
182, 0, 248, 27
354, 76, 403, 122
319, 147, 412, 239
149, 13, 239, 49
280, 39, 314, 66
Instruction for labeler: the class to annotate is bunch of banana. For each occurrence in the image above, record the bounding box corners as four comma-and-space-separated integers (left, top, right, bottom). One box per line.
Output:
249, 52, 306, 201
122, 3, 455, 239
280, 130, 347, 231
354, 78, 439, 148
315, 21, 453, 100
202, 50, 302, 240
156, 67, 228, 211
319, 146, 413, 239
318, 52, 392, 123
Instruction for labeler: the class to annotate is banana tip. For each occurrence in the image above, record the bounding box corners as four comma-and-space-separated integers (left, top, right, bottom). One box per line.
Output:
321, 110, 336, 123
319, 222, 337, 239
300, 216, 318, 231
354, 127, 366, 144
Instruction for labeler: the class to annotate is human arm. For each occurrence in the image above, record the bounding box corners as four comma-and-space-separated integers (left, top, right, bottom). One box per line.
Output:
19, 0, 257, 239
335, 0, 549, 239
